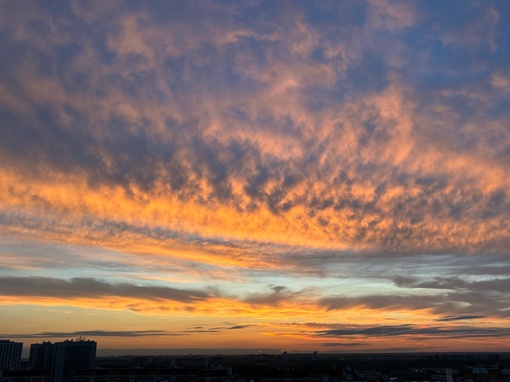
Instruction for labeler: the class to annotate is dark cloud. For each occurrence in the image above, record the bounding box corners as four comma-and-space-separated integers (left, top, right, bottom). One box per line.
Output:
183, 329, 220, 333
436, 316, 485, 322
183, 323, 256, 333
321, 342, 364, 348
244, 285, 297, 306
0, 330, 183, 339
0, 277, 211, 303
227, 325, 255, 330
274, 321, 510, 343
319, 295, 439, 312
319, 288, 510, 319
315, 324, 510, 340
393, 276, 510, 295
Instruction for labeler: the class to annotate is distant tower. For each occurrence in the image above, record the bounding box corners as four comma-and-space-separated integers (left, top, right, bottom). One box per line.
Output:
0, 340, 23, 371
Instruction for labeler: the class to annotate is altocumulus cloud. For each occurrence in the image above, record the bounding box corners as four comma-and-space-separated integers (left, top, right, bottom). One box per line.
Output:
0, 1, 509, 253
0, 0, 510, 351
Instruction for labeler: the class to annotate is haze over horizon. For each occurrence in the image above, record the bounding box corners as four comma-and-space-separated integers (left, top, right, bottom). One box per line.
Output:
1, 1, 510, 354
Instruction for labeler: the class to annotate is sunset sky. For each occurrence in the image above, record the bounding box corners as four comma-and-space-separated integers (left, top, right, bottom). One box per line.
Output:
1, 0, 510, 354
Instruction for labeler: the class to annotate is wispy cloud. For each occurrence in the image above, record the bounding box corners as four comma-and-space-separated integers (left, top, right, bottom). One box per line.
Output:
315, 324, 510, 340
436, 316, 486, 322
1, 330, 179, 339
0, 277, 210, 303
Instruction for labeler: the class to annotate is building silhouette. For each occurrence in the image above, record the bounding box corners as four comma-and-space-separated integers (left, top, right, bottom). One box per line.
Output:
29, 342, 54, 372
0, 341, 23, 371
29, 340, 96, 382
0, 369, 49, 382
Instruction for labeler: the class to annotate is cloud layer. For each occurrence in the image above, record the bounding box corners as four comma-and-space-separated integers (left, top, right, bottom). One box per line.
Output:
1, 1, 510, 352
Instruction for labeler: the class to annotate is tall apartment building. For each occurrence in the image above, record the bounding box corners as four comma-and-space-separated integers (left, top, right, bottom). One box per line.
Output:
29, 340, 96, 382
29, 342, 54, 371
0, 340, 23, 371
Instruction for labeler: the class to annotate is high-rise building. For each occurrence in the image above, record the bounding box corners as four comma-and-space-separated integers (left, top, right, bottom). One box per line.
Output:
29, 340, 96, 382
29, 342, 54, 372
0, 340, 23, 371
52, 340, 96, 382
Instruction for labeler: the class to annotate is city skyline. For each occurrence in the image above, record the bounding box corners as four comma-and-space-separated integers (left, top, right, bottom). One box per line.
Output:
1, 1, 510, 353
